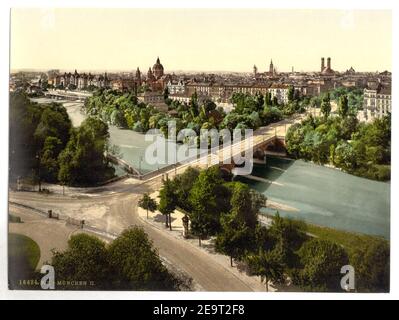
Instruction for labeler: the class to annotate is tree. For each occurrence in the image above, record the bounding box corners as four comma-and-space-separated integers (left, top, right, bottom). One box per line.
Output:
350, 240, 390, 292
188, 167, 229, 245
215, 217, 253, 267
338, 95, 349, 118
40, 136, 63, 182
288, 86, 295, 103
158, 177, 178, 230
268, 213, 305, 268
228, 182, 264, 229
293, 238, 349, 292
320, 93, 331, 119
246, 248, 285, 291
215, 183, 264, 267
58, 117, 115, 186
107, 227, 178, 290
51, 234, 109, 289
173, 167, 200, 211
139, 193, 157, 219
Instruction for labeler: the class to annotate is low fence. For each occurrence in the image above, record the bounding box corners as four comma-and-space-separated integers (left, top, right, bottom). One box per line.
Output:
9, 201, 118, 240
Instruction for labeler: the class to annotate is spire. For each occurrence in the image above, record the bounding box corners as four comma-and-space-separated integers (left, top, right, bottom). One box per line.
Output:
156, 57, 160, 64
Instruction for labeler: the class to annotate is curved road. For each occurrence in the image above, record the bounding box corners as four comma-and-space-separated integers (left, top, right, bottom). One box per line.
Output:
9, 117, 304, 291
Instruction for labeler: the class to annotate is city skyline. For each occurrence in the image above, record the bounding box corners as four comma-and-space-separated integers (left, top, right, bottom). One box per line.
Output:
10, 9, 392, 73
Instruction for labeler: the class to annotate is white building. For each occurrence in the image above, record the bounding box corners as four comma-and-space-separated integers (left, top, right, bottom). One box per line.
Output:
167, 80, 186, 94
361, 84, 391, 122
269, 84, 290, 104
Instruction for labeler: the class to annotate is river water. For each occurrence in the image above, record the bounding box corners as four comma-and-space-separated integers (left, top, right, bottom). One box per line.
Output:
31, 98, 175, 174
236, 156, 390, 238
31, 97, 390, 238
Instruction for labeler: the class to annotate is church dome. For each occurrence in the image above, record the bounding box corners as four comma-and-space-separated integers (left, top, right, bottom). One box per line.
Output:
152, 57, 164, 79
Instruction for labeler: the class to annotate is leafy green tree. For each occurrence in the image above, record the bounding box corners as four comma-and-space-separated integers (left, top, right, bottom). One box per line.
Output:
40, 136, 63, 182
34, 103, 71, 147
58, 117, 114, 186
228, 182, 264, 229
320, 93, 331, 119
293, 238, 349, 292
338, 95, 349, 118
246, 248, 285, 291
108, 227, 179, 290
215, 217, 254, 267
188, 167, 229, 245
139, 193, 157, 219
350, 240, 390, 292
158, 177, 178, 230
51, 234, 109, 289
268, 213, 305, 268
173, 167, 200, 211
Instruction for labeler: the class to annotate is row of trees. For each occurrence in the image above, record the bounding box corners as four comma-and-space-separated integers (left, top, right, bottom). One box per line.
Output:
84, 87, 309, 143
10, 92, 115, 186
286, 111, 391, 181
50, 227, 186, 290
148, 166, 389, 292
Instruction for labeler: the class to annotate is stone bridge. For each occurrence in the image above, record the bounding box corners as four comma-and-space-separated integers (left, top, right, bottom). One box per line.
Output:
44, 90, 92, 102
219, 135, 287, 174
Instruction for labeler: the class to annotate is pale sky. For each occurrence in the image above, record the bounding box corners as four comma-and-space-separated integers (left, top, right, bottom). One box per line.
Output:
10, 8, 392, 73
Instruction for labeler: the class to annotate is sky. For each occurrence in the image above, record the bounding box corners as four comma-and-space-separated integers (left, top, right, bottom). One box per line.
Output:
10, 8, 392, 73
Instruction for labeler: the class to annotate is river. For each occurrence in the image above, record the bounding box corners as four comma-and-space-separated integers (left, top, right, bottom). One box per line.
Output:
31, 97, 390, 238
236, 156, 390, 238
31, 98, 176, 174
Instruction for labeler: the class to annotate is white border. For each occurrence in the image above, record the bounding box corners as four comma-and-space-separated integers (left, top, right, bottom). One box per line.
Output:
0, 0, 397, 300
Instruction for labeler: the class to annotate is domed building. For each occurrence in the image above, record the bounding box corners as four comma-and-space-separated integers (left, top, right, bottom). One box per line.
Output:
152, 57, 164, 79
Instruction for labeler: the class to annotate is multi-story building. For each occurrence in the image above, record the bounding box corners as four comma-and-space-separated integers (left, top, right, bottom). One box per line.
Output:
361, 84, 391, 122
137, 91, 168, 112
167, 80, 186, 94
52, 70, 110, 90
268, 83, 290, 104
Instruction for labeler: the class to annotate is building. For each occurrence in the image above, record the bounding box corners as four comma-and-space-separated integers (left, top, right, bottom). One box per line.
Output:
137, 91, 167, 112
144, 57, 169, 92
320, 57, 335, 75
167, 80, 186, 94
253, 59, 277, 80
152, 57, 164, 79
52, 70, 110, 90
361, 84, 391, 122
269, 83, 290, 104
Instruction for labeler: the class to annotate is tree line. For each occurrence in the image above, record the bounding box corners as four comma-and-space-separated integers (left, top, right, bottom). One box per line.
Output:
9, 92, 115, 187
47, 227, 188, 290
286, 109, 391, 181
143, 166, 389, 292
83, 86, 308, 143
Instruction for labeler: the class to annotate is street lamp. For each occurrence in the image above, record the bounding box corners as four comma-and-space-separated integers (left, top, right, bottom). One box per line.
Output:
35, 154, 41, 192
138, 156, 143, 178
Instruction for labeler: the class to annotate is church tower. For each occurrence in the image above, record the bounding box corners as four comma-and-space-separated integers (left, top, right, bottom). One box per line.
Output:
136, 67, 142, 85
269, 59, 274, 75
253, 65, 258, 78
147, 67, 154, 81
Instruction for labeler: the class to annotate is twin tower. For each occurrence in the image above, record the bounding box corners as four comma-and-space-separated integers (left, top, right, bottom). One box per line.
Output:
321, 57, 332, 72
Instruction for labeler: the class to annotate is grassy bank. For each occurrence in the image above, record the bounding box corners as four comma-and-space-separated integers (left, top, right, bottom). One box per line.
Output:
8, 233, 41, 289
301, 222, 388, 252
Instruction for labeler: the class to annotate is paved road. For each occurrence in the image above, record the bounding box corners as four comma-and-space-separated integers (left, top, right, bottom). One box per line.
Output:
9, 192, 254, 291
9, 116, 305, 291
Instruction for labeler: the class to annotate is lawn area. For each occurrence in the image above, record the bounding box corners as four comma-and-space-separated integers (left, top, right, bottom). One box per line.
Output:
8, 233, 41, 288
299, 222, 389, 253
